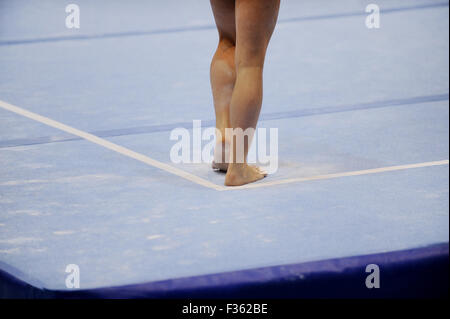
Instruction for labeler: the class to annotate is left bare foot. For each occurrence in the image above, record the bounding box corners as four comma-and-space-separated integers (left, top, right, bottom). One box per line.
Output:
212, 141, 230, 172
212, 161, 228, 172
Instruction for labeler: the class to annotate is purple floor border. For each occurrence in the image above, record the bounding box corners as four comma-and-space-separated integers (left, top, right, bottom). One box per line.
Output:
1, 243, 448, 298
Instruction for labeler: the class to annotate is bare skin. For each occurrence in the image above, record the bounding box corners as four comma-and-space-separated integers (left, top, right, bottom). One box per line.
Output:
210, 0, 280, 186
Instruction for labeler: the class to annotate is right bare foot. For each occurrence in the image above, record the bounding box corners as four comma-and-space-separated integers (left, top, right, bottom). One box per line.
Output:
225, 163, 267, 186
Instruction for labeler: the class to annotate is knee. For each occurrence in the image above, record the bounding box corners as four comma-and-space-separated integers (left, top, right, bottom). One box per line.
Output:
235, 41, 268, 70
217, 36, 235, 54
235, 52, 266, 70
212, 37, 236, 70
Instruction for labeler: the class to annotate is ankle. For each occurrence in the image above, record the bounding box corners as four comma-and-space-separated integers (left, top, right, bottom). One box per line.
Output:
227, 162, 247, 172
214, 140, 230, 164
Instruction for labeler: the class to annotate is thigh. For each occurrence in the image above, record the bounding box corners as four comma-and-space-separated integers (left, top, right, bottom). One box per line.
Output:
210, 0, 236, 43
235, 0, 280, 66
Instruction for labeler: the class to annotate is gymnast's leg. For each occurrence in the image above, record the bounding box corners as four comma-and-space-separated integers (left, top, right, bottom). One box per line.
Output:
225, 0, 280, 186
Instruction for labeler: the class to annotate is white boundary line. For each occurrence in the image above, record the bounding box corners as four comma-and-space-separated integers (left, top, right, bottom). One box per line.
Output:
0, 100, 225, 191
226, 160, 449, 190
1, 100, 448, 192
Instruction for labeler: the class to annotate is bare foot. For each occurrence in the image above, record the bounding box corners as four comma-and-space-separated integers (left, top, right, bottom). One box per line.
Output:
212, 161, 228, 172
212, 141, 229, 172
225, 163, 267, 186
